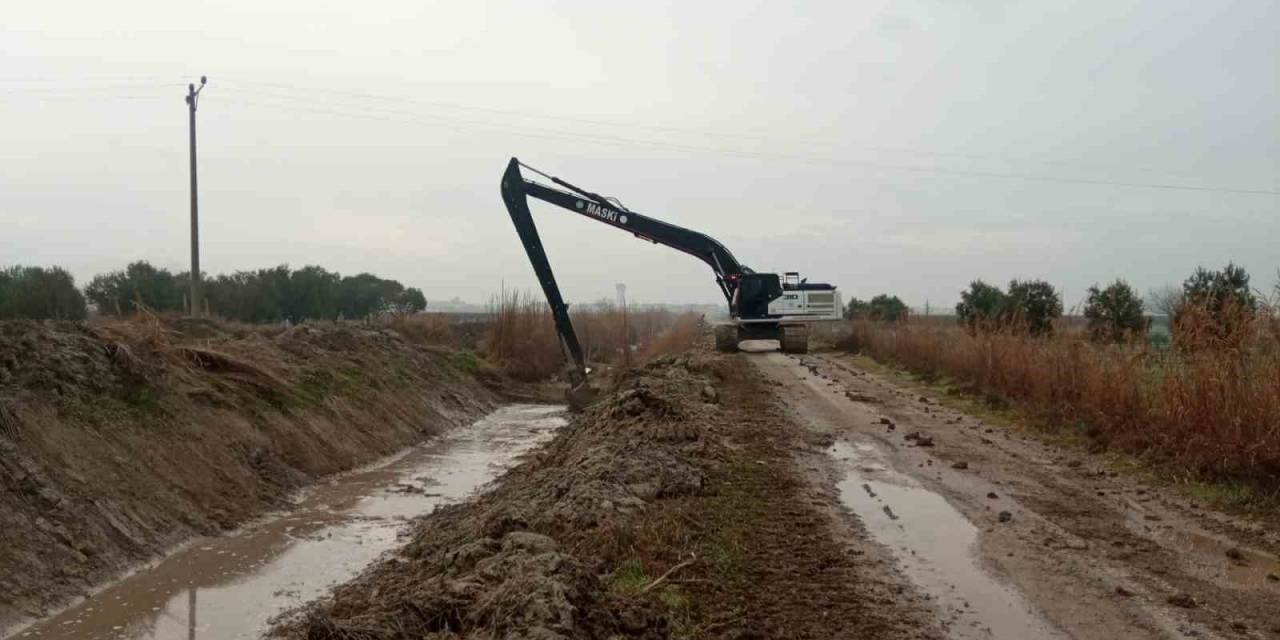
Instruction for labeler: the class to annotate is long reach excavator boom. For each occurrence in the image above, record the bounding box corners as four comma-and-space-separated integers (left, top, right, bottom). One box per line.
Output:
500, 157, 841, 400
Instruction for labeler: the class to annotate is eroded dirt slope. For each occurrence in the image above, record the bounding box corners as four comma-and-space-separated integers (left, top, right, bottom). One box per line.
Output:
273, 348, 941, 639
0, 318, 500, 630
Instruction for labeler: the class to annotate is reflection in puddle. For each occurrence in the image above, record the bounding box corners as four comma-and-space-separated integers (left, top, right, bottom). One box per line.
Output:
9, 405, 566, 640
830, 440, 1062, 639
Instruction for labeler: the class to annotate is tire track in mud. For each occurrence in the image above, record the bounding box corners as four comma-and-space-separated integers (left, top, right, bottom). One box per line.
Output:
748, 349, 1280, 639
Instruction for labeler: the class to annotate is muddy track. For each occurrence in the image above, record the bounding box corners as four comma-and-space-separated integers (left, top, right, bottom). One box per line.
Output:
748, 348, 1280, 639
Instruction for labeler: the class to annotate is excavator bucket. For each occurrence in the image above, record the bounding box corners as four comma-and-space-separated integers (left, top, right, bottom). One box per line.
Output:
565, 382, 599, 411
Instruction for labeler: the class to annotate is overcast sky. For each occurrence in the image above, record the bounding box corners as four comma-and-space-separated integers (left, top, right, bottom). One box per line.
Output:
2, 0, 1276, 311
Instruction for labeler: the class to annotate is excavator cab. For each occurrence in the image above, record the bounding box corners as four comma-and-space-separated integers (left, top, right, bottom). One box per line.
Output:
735, 273, 783, 320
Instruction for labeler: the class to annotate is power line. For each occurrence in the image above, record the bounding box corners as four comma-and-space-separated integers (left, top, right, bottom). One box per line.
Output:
219, 88, 1280, 197
3, 77, 1275, 197
223, 79, 1224, 184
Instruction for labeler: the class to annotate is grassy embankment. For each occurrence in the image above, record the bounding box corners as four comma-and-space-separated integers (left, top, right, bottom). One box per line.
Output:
833, 312, 1280, 505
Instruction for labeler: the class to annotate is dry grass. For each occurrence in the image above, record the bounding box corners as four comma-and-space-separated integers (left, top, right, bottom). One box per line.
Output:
840, 309, 1280, 483
382, 312, 455, 347
478, 291, 700, 381
639, 312, 703, 361
478, 291, 563, 381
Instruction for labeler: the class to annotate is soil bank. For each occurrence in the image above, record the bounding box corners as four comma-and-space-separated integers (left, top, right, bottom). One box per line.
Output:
0, 318, 502, 633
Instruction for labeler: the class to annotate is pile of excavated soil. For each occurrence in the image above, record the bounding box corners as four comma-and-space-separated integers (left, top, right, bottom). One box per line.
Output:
0, 317, 501, 630
275, 347, 937, 639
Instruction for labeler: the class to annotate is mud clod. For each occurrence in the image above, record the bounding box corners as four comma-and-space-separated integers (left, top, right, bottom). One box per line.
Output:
700, 384, 719, 404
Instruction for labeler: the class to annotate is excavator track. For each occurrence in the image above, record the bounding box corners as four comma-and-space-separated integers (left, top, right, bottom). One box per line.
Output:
779, 325, 809, 354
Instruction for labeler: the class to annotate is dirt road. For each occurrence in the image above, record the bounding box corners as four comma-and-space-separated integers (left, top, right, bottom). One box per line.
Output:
748, 347, 1280, 639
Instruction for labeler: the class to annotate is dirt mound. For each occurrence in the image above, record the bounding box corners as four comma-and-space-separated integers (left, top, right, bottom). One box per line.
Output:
275, 354, 724, 639
275, 349, 937, 639
0, 317, 500, 631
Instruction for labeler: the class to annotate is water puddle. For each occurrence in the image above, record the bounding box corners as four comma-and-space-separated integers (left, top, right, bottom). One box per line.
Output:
829, 440, 1062, 639
7, 404, 566, 640
1175, 530, 1280, 589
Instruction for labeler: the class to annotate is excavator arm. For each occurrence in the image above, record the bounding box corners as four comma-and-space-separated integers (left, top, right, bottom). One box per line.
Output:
500, 158, 750, 390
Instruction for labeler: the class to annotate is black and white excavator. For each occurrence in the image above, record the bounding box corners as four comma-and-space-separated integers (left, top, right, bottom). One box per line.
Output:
500, 158, 841, 397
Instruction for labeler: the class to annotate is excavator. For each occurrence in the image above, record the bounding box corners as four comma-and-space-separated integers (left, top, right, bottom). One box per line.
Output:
500, 158, 841, 401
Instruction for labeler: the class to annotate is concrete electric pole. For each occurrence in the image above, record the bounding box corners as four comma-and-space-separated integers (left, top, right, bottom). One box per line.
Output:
185, 76, 207, 316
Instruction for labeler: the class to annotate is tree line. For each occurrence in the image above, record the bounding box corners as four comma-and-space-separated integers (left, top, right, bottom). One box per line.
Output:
0, 261, 426, 322
847, 262, 1269, 345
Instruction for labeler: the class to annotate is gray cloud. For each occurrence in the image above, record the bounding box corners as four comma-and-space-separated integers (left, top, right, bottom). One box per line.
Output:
2, 0, 1276, 310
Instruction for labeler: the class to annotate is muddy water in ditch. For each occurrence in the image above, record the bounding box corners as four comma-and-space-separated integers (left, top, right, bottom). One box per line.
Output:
830, 440, 1064, 640
9, 404, 566, 640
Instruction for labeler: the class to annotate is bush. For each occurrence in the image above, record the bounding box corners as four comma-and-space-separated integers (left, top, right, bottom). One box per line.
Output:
1006, 279, 1062, 335
846, 294, 908, 322
0, 265, 88, 320
955, 280, 1007, 327
1174, 263, 1258, 348
1084, 280, 1147, 342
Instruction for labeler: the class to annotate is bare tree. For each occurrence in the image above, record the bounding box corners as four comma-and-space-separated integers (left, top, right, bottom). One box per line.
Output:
1147, 285, 1182, 319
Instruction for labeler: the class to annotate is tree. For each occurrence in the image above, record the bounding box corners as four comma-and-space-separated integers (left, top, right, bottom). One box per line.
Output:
844, 297, 870, 320
1006, 279, 1063, 335
846, 295, 908, 322
83, 262, 426, 323
1084, 280, 1147, 342
286, 266, 341, 321
1146, 285, 1182, 319
1180, 262, 1257, 316
868, 294, 908, 322
955, 280, 1008, 327
389, 287, 427, 315
1174, 262, 1258, 347
0, 265, 88, 320
86, 261, 185, 314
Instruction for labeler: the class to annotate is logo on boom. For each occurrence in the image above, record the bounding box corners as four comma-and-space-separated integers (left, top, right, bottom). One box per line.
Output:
582, 201, 624, 224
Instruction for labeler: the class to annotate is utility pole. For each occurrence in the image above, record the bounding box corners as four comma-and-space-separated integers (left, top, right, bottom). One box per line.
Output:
185, 76, 207, 317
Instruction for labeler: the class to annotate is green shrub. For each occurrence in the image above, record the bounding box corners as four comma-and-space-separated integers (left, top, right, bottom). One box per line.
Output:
846, 294, 908, 322
1006, 279, 1062, 335
1084, 280, 1147, 342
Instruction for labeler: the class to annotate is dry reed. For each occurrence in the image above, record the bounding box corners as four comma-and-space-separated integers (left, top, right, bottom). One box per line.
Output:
479, 291, 699, 381
840, 310, 1280, 482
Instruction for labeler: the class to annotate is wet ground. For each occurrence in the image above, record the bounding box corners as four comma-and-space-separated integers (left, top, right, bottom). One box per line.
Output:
7, 404, 565, 640
829, 439, 1063, 639
749, 349, 1280, 639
